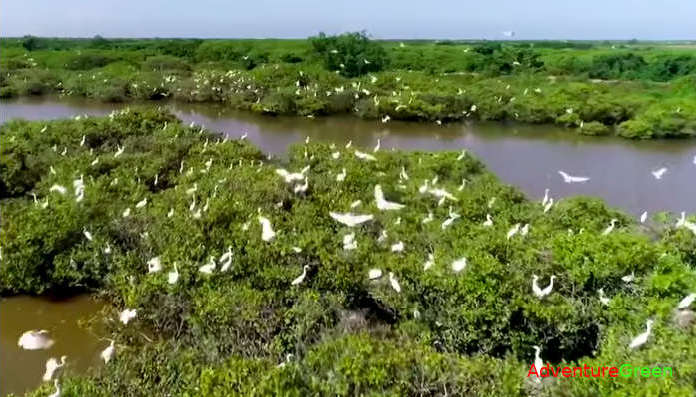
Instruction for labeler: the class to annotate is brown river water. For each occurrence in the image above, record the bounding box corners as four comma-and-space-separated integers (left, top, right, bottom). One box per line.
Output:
1, 96, 696, 395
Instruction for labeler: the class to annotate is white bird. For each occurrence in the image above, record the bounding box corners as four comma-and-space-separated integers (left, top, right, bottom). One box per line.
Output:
368, 268, 382, 280
399, 167, 409, 181
258, 216, 276, 242
186, 184, 198, 196
198, 257, 216, 274
329, 212, 374, 227
135, 198, 147, 208
345, 140, 352, 149
391, 241, 404, 252
374, 185, 405, 211
532, 275, 556, 299
541, 189, 550, 206
119, 308, 137, 325
114, 145, 125, 157
167, 208, 174, 218
441, 211, 460, 229
331, 151, 340, 159
628, 319, 654, 349
598, 288, 611, 306
343, 233, 357, 250
456, 150, 467, 161
373, 139, 381, 153
350, 200, 362, 209
640, 211, 648, 223
602, 219, 618, 235
168, 263, 179, 284
482, 214, 493, 227
676, 212, 686, 228
47, 380, 61, 397
422, 212, 434, 224
388, 272, 401, 293
507, 224, 521, 240
336, 168, 347, 182
18, 330, 54, 350
219, 247, 233, 272
83, 227, 93, 241
423, 253, 435, 271
543, 198, 554, 213
147, 257, 162, 273
621, 272, 635, 283
381, 115, 390, 123
101, 340, 115, 364
558, 170, 590, 183
80, 135, 86, 146
276, 167, 308, 184
43, 356, 66, 382
677, 293, 696, 310
50, 184, 67, 195
291, 265, 309, 285
520, 223, 530, 236
532, 346, 543, 383
355, 150, 377, 161
652, 167, 667, 180
452, 257, 467, 273
293, 178, 309, 194
122, 208, 131, 218
428, 188, 458, 203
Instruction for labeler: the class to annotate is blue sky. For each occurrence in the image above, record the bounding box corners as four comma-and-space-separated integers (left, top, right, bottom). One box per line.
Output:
1, 0, 695, 39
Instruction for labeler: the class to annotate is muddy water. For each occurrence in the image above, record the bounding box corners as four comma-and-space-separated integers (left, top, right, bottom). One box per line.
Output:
2, 97, 696, 216
0, 295, 104, 396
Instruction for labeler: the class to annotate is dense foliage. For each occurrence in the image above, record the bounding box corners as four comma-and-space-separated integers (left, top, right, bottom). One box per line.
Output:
1, 110, 695, 396
2, 37, 696, 138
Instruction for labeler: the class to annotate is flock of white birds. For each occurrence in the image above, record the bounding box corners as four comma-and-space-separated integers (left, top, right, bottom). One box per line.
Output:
14, 116, 696, 395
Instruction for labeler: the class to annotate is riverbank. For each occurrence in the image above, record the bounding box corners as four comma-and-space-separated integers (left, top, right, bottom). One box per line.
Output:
2, 37, 696, 139
1, 109, 695, 396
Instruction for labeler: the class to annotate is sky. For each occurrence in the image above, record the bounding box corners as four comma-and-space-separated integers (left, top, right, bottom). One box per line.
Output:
1, 0, 695, 40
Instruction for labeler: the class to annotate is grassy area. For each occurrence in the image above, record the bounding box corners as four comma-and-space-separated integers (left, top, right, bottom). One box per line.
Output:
1, 35, 696, 138
1, 109, 695, 396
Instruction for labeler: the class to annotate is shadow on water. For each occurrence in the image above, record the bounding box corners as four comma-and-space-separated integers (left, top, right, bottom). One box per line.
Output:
2, 96, 696, 216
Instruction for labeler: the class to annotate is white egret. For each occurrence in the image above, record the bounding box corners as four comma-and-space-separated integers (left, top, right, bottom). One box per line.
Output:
336, 168, 347, 182
122, 208, 131, 218
368, 268, 382, 280
391, 241, 404, 252
640, 211, 648, 223
381, 115, 390, 123
18, 330, 54, 350
345, 140, 352, 149
219, 247, 233, 272
355, 150, 377, 161
541, 189, 549, 206
677, 293, 696, 310
294, 178, 309, 194
119, 308, 137, 325
80, 135, 86, 146
533, 346, 543, 383
399, 167, 409, 181
199, 257, 216, 274
168, 263, 179, 284
428, 187, 458, 203
676, 212, 686, 228
50, 184, 67, 195
291, 265, 310, 285
329, 212, 373, 227
621, 272, 635, 283
507, 224, 521, 240
186, 184, 198, 195
343, 233, 357, 250
83, 227, 93, 241
47, 380, 61, 397
43, 356, 67, 381
147, 257, 162, 273
452, 257, 467, 273
114, 145, 125, 157
167, 208, 174, 218
543, 198, 554, 213
629, 319, 654, 349
456, 149, 467, 161
482, 214, 493, 227
331, 151, 340, 159
276, 167, 308, 184
101, 340, 115, 364
520, 223, 530, 236
532, 275, 556, 299
103, 243, 111, 255
135, 198, 147, 208
374, 185, 405, 211
422, 212, 434, 224
388, 272, 401, 293
291, 247, 302, 253
652, 167, 667, 180
558, 171, 590, 183
258, 216, 276, 242
598, 288, 611, 306
372, 139, 381, 153
602, 219, 618, 235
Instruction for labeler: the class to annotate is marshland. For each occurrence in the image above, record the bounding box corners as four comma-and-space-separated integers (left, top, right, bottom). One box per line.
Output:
2, 9, 696, 397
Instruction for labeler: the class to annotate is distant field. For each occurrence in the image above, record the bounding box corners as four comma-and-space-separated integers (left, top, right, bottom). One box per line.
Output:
2, 35, 695, 139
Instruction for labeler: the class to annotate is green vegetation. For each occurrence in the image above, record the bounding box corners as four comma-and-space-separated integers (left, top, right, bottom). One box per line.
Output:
2, 35, 696, 138
1, 109, 695, 396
